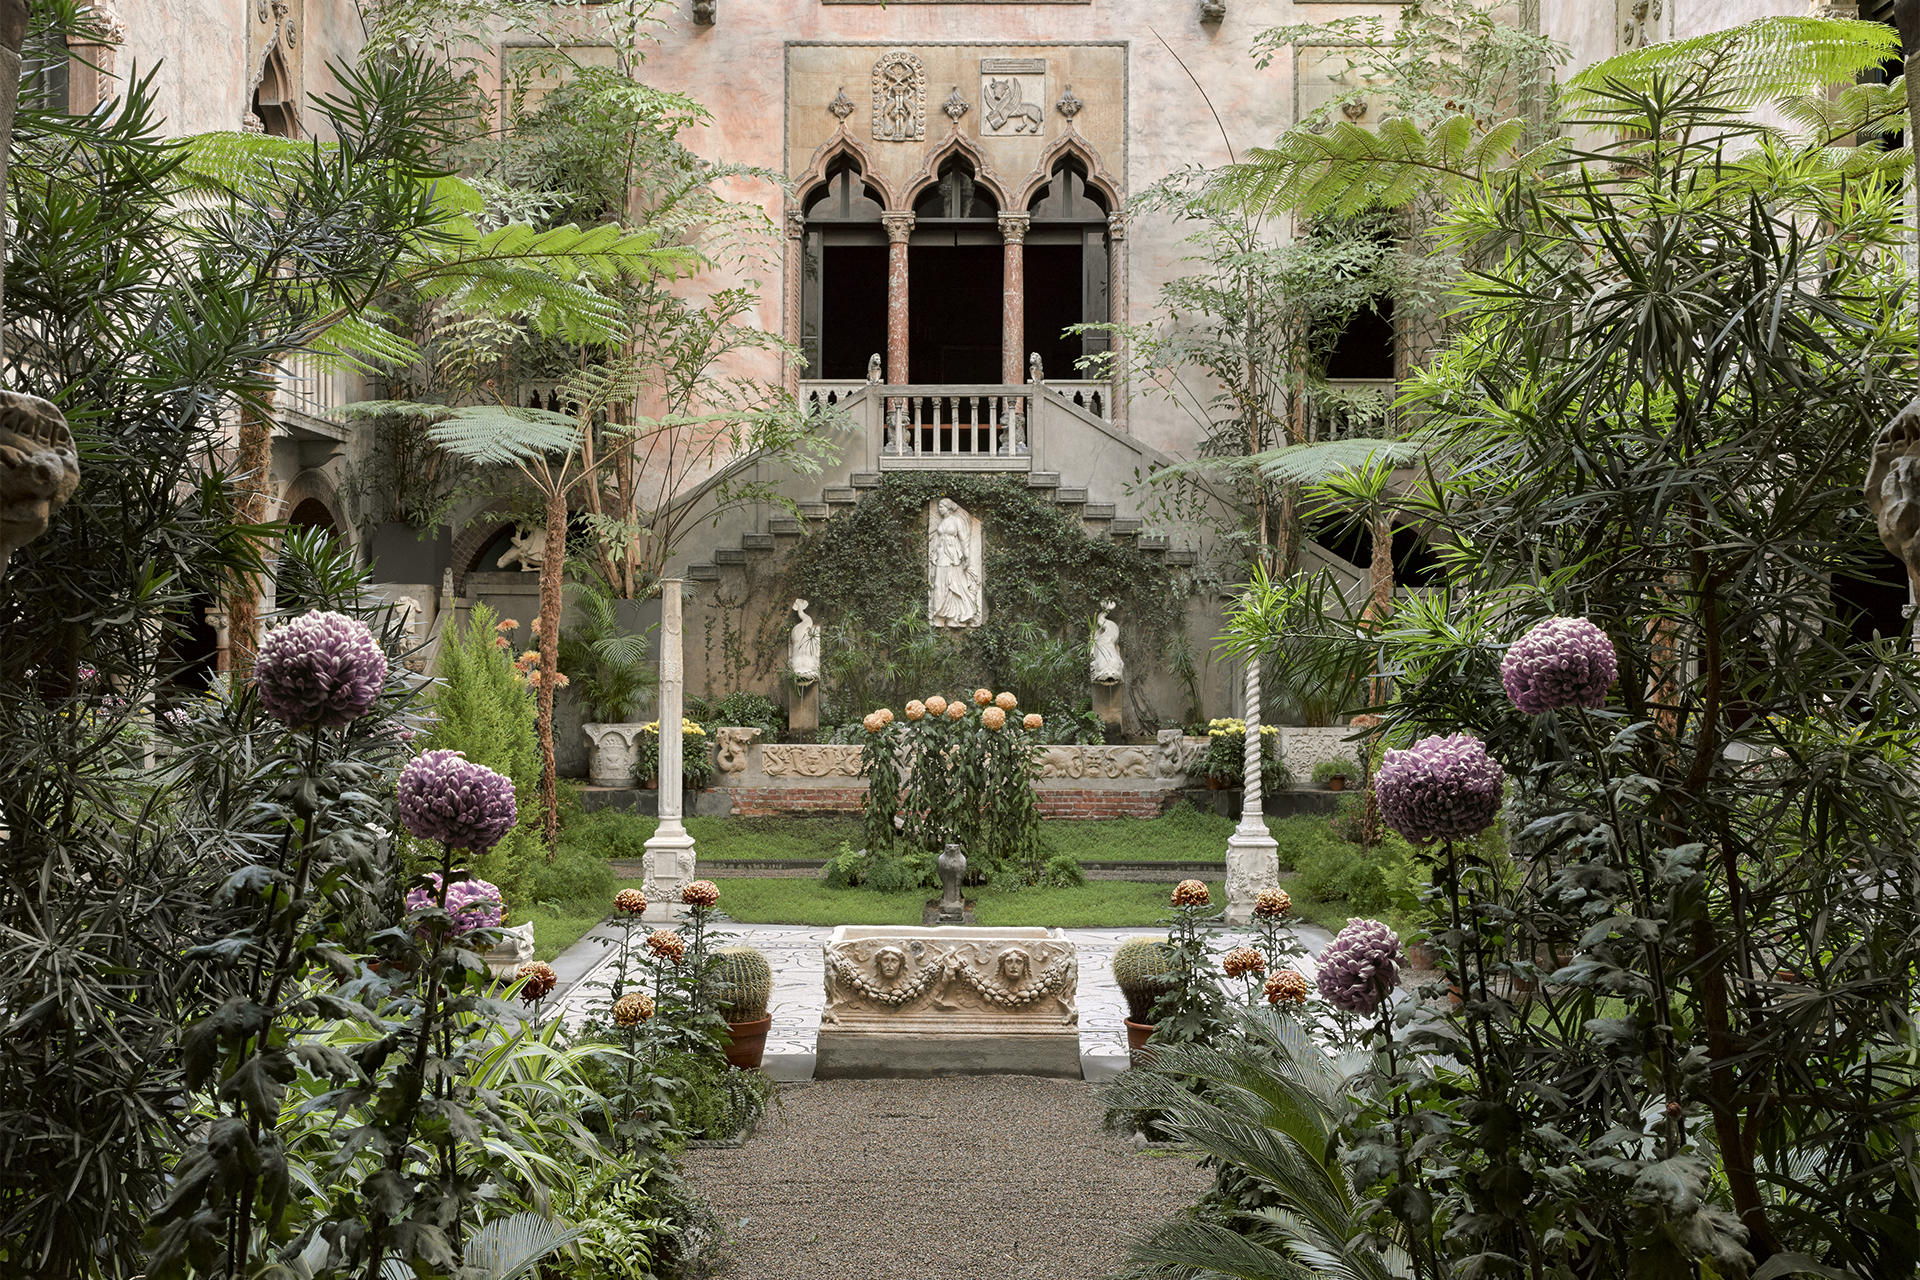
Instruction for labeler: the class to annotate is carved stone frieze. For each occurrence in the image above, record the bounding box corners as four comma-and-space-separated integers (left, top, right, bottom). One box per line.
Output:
1157, 728, 1205, 779
1038, 745, 1154, 780
712, 726, 760, 774
761, 743, 864, 777
821, 927, 1078, 1031
872, 51, 926, 142
980, 58, 1045, 136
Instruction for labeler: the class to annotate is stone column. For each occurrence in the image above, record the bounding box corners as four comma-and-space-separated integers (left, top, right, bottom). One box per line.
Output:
1107, 211, 1130, 435
783, 210, 806, 398
1224, 659, 1280, 925
643, 579, 697, 921
998, 212, 1029, 385
882, 213, 914, 384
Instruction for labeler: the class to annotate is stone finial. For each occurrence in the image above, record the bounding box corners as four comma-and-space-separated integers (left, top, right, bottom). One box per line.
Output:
942, 86, 969, 124
827, 86, 855, 122
0, 391, 79, 578
1056, 85, 1084, 121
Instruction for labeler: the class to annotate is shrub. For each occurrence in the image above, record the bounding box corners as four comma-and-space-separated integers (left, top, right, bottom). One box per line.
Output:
529, 832, 618, 907
422, 602, 543, 904
690, 690, 781, 737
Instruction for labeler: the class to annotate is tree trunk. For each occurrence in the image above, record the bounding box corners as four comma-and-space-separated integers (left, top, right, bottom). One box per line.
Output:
228, 389, 274, 677
536, 482, 565, 856
1367, 513, 1394, 622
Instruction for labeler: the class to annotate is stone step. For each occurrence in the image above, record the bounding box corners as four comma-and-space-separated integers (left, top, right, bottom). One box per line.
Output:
1054, 487, 1088, 505
850, 472, 882, 488
1138, 533, 1170, 550
822, 486, 857, 504
689, 563, 720, 580
770, 517, 803, 535
742, 533, 775, 551
1026, 472, 1061, 490
797, 502, 831, 519
1166, 548, 1197, 565
1109, 517, 1142, 537
714, 548, 748, 565
1083, 502, 1116, 521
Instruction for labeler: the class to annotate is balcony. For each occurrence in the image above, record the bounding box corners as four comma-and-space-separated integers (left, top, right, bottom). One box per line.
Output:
802, 378, 1114, 472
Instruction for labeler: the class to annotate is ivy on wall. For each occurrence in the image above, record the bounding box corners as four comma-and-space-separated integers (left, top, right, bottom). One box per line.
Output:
785, 474, 1189, 721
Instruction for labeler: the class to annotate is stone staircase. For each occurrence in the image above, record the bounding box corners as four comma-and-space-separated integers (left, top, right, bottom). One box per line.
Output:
684, 469, 1198, 582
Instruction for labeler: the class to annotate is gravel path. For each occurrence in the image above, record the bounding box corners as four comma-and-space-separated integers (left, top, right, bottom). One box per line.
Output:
684, 1076, 1207, 1280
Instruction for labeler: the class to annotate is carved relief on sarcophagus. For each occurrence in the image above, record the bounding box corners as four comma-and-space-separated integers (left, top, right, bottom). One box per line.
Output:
816, 926, 1082, 1078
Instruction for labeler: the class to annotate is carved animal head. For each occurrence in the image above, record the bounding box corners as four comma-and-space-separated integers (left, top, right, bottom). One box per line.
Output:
0, 391, 79, 576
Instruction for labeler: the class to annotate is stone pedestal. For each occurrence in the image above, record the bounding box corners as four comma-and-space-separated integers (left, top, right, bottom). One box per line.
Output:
642, 580, 696, 923
789, 681, 820, 735
1092, 681, 1123, 731
816, 926, 1081, 1078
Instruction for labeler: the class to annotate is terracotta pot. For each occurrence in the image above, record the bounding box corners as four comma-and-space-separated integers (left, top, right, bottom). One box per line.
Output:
1327, 775, 1347, 792
1124, 1018, 1157, 1072
1206, 777, 1228, 791
723, 1013, 773, 1071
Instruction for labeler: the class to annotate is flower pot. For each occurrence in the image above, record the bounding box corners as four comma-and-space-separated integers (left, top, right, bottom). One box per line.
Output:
723, 1013, 773, 1071
1206, 777, 1228, 791
582, 723, 646, 788
1124, 1018, 1157, 1070
1327, 775, 1348, 792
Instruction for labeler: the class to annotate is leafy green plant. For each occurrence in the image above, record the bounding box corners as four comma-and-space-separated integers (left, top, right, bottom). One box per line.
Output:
559, 573, 655, 724
424, 601, 543, 903
690, 689, 781, 736
1311, 757, 1361, 785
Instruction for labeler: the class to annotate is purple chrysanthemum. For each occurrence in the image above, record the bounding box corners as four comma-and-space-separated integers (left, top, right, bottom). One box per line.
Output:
254, 610, 387, 729
1316, 918, 1402, 1015
1375, 732, 1505, 844
406, 873, 505, 934
1501, 616, 1618, 715
397, 750, 517, 852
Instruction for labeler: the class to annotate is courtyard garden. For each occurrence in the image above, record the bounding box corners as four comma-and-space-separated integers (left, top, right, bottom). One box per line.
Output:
3, 1, 1919, 1279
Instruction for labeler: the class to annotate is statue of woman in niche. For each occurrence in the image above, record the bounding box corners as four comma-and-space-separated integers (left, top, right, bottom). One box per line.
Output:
790, 598, 820, 685
928, 498, 982, 628
1090, 598, 1124, 685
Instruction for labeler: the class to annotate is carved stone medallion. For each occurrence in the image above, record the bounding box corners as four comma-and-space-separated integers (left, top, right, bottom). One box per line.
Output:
871, 51, 927, 142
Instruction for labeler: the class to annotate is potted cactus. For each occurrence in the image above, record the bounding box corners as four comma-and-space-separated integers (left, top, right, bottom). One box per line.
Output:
1112, 936, 1180, 1056
711, 944, 775, 1070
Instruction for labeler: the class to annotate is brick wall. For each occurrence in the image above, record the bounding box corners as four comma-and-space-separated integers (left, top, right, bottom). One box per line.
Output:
1036, 789, 1173, 819
729, 786, 869, 816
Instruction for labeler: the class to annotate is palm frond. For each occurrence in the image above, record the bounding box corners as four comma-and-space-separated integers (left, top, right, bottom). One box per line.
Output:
1563, 17, 1899, 113
461, 1212, 587, 1280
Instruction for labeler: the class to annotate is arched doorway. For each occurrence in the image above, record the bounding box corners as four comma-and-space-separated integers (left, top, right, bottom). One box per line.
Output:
1024, 157, 1111, 380
252, 46, 297, 138
800, 158, 887, 379
908, 158, 1003, 384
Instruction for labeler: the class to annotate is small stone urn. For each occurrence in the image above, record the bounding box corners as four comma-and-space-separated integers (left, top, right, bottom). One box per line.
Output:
936, 842, 967, 924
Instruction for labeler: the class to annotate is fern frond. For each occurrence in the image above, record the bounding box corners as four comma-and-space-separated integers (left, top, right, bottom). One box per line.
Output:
177, 131, 328, 197
426, 406, 584, 465
307, 312, 421, 374
1254, 438, 1421, 485
1564, 17, 1899, 113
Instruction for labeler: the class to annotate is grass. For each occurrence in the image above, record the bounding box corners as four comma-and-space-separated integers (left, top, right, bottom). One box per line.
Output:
708, 878, 1228, 929
519, 901, 606, 962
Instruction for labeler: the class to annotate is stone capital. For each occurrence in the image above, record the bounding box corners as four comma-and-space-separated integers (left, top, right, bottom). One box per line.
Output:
997, 212, 1031, 245
1106, 210, 1128, 241
785, 209, 806, 240
881, 212, 915, 243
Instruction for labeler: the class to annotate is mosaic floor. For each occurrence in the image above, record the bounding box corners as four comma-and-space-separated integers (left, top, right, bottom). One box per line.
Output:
551, 919, 1336, 1080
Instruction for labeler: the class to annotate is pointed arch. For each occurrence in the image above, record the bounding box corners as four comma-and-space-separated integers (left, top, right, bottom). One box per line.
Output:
899, 130, 1012, 212
1014, 133, 1123, 213
793, 132, 894, 214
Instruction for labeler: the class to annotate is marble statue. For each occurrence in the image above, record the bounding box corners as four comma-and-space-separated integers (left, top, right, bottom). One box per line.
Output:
0, 390, 79, 578
497, 526, 546, 572
936, 842, 967, 923
484, 921, 536, 977
867, 352, 883, 383
928, 498, 983, 628
790, 597, 820, 684
1028, 351, 1044, 385
1090, 598, 1124, 685
1868, 396, 1920, 599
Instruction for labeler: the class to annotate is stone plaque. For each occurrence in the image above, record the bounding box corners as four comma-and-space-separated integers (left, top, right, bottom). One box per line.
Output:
872, 49, 926, 142
979, 58, 1046, 136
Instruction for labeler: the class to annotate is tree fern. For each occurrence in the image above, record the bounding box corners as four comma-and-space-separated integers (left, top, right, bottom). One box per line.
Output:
1561, 16, 1899, 113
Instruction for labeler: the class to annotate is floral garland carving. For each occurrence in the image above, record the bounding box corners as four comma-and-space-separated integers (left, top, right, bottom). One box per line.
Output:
828, 952, 944, 1007
952, 956, 1074, 1008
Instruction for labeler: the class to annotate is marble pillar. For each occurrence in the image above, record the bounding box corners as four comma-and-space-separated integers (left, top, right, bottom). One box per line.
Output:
998, 213, 1029, 385
1107, 211, 1130, 435
643, 579, 696, 921
1224, 660, 1280, 925
882, 213, 914, 384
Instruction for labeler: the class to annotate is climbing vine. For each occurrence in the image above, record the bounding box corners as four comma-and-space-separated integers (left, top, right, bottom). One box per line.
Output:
786, 474, 1188, 721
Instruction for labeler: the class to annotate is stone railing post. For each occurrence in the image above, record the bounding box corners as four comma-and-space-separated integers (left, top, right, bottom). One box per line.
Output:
1224, 658, 1280, 925
643, 580, 697, 920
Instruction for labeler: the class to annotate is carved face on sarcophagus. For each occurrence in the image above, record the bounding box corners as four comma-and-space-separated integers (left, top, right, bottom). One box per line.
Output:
1868, 396, 1920, 589
0, 390, 79, 577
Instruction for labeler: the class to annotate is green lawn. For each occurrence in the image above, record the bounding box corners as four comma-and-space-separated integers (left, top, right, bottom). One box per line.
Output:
708, 877, 1229, 929
519, 901, 606, 962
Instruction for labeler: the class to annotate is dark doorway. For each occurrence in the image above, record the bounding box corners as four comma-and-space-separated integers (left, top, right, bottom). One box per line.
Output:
819, 244, 888, 379
1325, 300, 1396, 380
1024, 243, 1084, 380
1834, 545, 1912, 646
908, 245, 1003, 384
